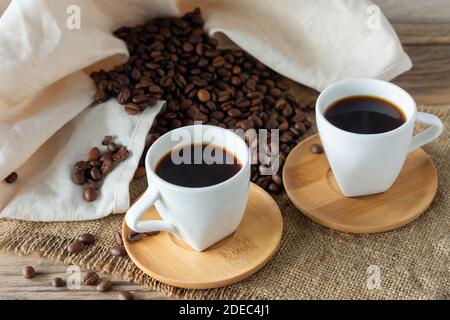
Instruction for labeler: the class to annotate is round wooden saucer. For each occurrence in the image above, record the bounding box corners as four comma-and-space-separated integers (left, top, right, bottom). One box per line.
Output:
283, 134, 438, 233
122, 183, 283, 289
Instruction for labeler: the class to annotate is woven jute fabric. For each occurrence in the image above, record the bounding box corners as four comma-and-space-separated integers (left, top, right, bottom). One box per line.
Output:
0, 105, 448, 300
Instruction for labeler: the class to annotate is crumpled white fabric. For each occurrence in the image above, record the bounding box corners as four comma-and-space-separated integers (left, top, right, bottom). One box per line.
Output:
0, 0, 411, 221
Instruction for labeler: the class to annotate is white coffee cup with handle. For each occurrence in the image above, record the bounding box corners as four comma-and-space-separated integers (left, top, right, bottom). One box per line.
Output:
316, 79, 443, 197
125, 125, 251, 252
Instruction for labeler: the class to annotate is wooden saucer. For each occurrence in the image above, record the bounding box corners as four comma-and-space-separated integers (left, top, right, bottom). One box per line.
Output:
283, 134, 438, 234
122, 183, 283, 289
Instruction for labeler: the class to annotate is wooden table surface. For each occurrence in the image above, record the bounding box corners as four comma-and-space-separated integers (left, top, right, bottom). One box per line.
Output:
0, 0, 449, 300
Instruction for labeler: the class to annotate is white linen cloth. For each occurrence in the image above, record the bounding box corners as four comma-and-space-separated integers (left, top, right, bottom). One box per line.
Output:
0, 0, 411, 221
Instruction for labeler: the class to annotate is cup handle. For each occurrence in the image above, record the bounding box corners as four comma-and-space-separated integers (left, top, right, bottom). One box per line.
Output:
125, 188, 178, 234
409, 112, 443, 153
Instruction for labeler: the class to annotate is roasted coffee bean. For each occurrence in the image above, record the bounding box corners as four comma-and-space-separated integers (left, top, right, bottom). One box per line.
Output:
132, 94, 149, 104
87, 179, 100, 190
51, 278, 66, 288
114, 231, 124, 245
236, 98, 250, 108
210, 111, 225, 121
67, 240, 85, 254
87, 147, 101, 161
90, 9, 312, 194
101, 159, 113, 175
268, 183, 281, 194
83, 187, 98, 202
22, 266, 35, 279
102, 136, 113, 146
183, 42, 194, 52
83, 271, 99, 286
272, 174, 283, 186
128, 232, 144, 242
74, 161, 88, 172
197, 88, 211, 102
95, 89, 107, 103
134, 166, 146, 179
90, 160, 101, 167
90, 167, 102, 181
228, 108, 242, 118
125, 103, 140, 115
97, 279, 113, 292
310, 144, 323, 154
118, 290, 134, 300
117, 88, 131, 104
113, 147, 129, 162
72, 171, 86, 185
110, 246, 127, 257
77, 233, 95, 245
4, 172, 18, 184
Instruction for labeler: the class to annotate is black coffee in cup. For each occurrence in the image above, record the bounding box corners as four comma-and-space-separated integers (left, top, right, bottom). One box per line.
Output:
155, 144, 242, 188
324, 96, 406, 134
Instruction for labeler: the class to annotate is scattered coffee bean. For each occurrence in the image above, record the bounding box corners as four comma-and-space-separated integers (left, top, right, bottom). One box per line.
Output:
102, 135, 113, 146
83, 271, 99, 286
67, 240, 85, 254
83, 187, 98, 202
118, 290, 134, 300
113, 147, 129, 162
74, 161, 88, 172
86, 179, 100, 190
4, 172, 18, 184
110, 246, 127, 257
22, 266, 35, 279
90, 9, 313, 193
72, 171, 86, 185
90, 167, 102, 181
114, 231, 124, 245
268, 183, 281, 194
77, 233, 95, 245
96, 279, 113, 292
87, 147, 101, 161
145, 231, 161, 237
128, 232, 143, 242
101, 159, 113, 175
310, 144, 323, 154
133, 166, 146, 179
51, 277, 65, 288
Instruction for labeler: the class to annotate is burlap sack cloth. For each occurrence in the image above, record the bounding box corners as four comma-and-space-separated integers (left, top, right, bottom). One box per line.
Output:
0, 104, 448, 300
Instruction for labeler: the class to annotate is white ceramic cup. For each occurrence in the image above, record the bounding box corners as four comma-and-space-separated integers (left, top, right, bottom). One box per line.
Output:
125, 125, 251, 252
316, 79, 443, 197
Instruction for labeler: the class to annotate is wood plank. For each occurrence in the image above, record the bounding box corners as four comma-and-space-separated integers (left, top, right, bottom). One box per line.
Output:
0, 252, 169, 300
393, 45, 450, 106
374, 0, 450, 24
394, 24, 450, 45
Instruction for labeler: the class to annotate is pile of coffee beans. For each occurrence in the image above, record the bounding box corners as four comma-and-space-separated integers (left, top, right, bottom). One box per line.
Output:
72, 136, 129, 202
90, 8, 312, 194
